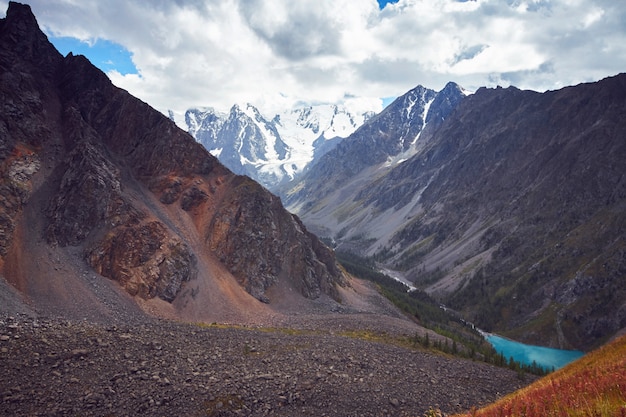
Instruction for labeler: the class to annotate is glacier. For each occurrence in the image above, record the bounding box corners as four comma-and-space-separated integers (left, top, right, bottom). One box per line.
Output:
185, 103, 377, 190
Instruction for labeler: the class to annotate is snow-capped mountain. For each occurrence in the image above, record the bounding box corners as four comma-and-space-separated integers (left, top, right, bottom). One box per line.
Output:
282, 81, 468, 213
185, 103, 376, 190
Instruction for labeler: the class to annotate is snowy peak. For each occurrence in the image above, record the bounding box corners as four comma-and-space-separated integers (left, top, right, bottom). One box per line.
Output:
342, 82, 464, 166
376, 82, 466, 152
425, 81, 468, 125
288, 104, 368, 138
185, 107, 226, 151
185, 84, 462, 193
184, 102, 375, 190
281, 82, 467, 208
391, 85, 438, 148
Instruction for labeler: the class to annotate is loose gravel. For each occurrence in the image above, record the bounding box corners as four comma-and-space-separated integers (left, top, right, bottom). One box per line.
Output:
0, 314, 534, 416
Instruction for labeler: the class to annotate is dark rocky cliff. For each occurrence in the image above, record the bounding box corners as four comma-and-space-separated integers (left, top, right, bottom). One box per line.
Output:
404, 79, 626, 351
0, 2, 346, 316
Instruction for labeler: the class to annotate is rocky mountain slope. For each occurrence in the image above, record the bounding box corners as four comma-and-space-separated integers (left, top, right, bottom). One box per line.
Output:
0, 2, 354, 324
185, 102, 375, 191
0, 314, 534, 417
286, 75, 626, 352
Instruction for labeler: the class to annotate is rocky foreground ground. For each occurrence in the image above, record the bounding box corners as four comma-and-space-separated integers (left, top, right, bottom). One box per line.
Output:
0, 314, 534, 417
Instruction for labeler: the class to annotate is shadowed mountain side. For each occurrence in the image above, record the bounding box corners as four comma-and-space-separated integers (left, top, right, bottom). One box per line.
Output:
281, 82, 466, 207
287, 75, 626, 351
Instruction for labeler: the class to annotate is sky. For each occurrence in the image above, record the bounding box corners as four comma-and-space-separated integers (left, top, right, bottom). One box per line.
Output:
3, 0, 626, 124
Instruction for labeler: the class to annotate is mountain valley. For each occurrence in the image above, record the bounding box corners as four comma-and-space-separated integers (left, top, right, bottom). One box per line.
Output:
1, 2, 625, 416
284, 74, 626, 352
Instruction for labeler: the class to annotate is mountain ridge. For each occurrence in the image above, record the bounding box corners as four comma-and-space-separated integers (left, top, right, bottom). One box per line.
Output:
185, 101, 376, 190
0, 1, 363, 324
286, 74, 626, 351
283, 81, 467, 230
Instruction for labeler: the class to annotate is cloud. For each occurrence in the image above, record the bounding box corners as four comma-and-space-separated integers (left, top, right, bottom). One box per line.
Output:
238, 0, 343, 60
15, 0, 626, 123
452, 44, 489, 65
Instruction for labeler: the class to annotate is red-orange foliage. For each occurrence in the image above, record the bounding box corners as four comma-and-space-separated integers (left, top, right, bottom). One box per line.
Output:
453, 334, 626, 417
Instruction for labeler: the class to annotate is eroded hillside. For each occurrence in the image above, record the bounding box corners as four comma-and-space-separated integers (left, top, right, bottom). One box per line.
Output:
0, 2, 348, 323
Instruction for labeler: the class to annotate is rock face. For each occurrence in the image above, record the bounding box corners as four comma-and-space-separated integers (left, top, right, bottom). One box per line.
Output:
86, 221, 197, 302
45, 139, 140, 247
186, 102, 375, 191
0, 2, 346, 317
206, 176, 342, 302
287, 76, 626, 351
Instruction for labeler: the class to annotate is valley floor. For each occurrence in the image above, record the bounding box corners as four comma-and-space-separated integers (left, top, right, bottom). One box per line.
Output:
0, 314, 534, 417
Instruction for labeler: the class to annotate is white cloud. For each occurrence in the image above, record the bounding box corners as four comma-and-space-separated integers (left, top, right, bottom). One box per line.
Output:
17, 0, 626, 122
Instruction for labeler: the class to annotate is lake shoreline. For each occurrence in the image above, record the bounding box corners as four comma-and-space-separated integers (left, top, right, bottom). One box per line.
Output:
484, 333, 585, 371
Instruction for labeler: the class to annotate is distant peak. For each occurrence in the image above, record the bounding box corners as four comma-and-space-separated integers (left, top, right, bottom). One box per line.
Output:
442, 81, 460, 90
440, 81, 471, 96
407, 84, 430, 95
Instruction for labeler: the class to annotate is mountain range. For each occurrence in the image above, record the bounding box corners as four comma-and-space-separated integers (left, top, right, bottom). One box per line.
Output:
281, 81, 468, 210
181, 50, 625, 353
2, 3, 626, 416
283, 75, 626, 352
185, 102, 375, 191
0, 1, 364, 324
2, 0, 625, 354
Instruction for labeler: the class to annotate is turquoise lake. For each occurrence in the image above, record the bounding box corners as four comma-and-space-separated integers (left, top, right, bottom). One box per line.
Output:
485, 334, 585, 371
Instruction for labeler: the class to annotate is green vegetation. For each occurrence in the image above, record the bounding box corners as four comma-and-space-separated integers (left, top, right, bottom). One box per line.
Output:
445, 205, 626, 352
336, 251, 449, 326
336, 250, 550, 376
394, 234, 435, 270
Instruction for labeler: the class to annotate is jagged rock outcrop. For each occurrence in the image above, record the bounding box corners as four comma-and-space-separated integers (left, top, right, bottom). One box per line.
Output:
45, 138, 141, 247
0, 147, 40, 256
0, 1, 54, 261
206, 176, 342, 302
86, 221, 196, 302
0, 2, 346, 314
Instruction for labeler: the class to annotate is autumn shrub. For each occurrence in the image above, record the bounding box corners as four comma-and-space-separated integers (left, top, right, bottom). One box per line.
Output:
452, 334, 626, 417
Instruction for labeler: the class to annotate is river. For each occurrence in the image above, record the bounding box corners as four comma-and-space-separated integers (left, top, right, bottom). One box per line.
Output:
373, 272, 586, 371
484, 333, 584, 371
377, 266, 417, 292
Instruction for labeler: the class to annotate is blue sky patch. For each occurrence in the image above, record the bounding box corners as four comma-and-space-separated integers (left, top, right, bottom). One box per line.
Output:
382, 97, 396, 108
50, 36, 138, 75
377, 0, 398, 10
